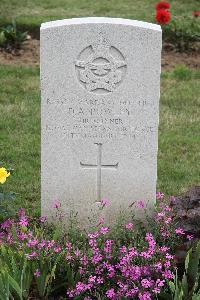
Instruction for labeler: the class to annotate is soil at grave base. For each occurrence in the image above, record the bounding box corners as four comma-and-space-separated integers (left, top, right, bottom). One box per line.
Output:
0, 39, 39, 66
0, 38, 200, 70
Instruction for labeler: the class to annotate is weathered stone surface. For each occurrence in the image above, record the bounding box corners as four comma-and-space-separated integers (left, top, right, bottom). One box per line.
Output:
40, 17, 162, 225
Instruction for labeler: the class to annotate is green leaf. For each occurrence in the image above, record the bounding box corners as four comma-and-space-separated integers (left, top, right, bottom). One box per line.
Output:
8, 274, 22, 300
0, 269, 10, 300
66, 264, 74, 286
185, 249, 192, 272
188, 241, 200, 285
169, 281, 175, 293
181, 273, 188, 297
192, 294, 200, 300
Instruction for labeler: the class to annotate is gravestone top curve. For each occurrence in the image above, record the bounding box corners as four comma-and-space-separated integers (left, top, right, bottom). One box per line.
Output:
41, 17, 161, 31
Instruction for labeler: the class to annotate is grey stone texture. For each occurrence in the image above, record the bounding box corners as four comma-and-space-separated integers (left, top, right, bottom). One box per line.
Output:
40, 17, 162, 225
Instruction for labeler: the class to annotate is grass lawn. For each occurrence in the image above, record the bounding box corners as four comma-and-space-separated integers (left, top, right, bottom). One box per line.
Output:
0, 0, 199, 30
0, 66, 40, 215
0, 65, 199, 215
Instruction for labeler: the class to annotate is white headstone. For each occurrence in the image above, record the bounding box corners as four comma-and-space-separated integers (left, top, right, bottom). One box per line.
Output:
41, 17, 162, 225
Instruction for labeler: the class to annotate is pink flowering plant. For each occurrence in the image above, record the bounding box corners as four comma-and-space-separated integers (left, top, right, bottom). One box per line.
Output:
0, 194, 198, 299
145, 193, 191, 251
66, 230, 174, 299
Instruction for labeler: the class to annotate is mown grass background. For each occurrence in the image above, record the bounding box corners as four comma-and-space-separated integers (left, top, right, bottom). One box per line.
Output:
0, 0, 199, 31
0, 66, 40, 214
0, 65, 199, 214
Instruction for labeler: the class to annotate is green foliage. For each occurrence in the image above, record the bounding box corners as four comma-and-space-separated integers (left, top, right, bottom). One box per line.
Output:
0, 246, 33, 299
0, 269, 11, 300
172, 65, 193, 81
163, 16, 200, 52
0, 192, 16, 222
166, 241, 200, 300
0, 20, 27, 51
34, 253, 64, 297
0, 66, 40, 215
0, 0, 199, 34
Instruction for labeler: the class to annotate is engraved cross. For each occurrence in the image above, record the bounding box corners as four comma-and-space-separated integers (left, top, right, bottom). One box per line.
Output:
80, 143, 118, 202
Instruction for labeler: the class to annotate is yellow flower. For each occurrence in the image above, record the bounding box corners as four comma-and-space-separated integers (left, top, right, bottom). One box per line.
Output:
0, 167, 10, 184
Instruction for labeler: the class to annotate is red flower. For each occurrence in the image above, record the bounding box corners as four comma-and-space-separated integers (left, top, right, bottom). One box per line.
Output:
156, 9, 171, 24
193, 10, 200, 17
156, 1, 170, 10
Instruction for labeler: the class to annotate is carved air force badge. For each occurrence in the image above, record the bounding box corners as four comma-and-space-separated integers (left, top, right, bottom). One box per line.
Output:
75, 36, 127, 94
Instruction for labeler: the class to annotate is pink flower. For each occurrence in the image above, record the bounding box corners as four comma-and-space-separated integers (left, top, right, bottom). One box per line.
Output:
38, 240, 46, 249
19, 216, 29, 227
106, 288, 116, 299
99, 226, 109, 235
47, 240, 55, 248
166, 253, 173, 260
154, 262, 162, 270
67, 290, 75, 298
74, 249, 81, 257
161, 230, 170, 238
39, 216, 47, 223
26, 251, 38, 259
162, 269, 174, 280
34, 269, 40, 277
17, 233, 28, 240
145, 232, 154, 241
89, 239, 97, 248
1, 219, 13, 229
164, 217, 172, 224
88, 232, 99, 239
156, 192, 164, 200
18, 208, 26, 217
164, 260, 171, 267
125, 222, 133, 230
159, 246, 170, 252
129, 247, 138, 257
141, 279, 152, 288
175, 228, 185, 235
80, 255, 88, 266
137, 200, 145, 208
54, 246, 61, 253
52, 200, 61, 209
65, 254, 72, 261
101, 198, 110, 207
97, 216, 105, 226
139, 291, 151, 300
88, 275, 96, 283
76, 282, 85, 293
156, 279, 165, 287
119, 246, 127, 254
187, 234, 193, 240
140, 251, 152, 259
164, 205, 171, 212
66, 241, 72, 251
97, 277, 104, 284
153, 287, 160, 293
27, 239, 38, 247
104, 240, 113, 254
